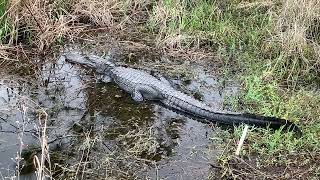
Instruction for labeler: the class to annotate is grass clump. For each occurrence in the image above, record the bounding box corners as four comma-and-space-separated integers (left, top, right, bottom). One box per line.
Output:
149, 0, 237, 48
216, 73, 320, 178
4, 0, 79, 49
148, 0, 271, 55
267, 0, 320, 83
1, 0, 153, 50
182, 0, 320, 178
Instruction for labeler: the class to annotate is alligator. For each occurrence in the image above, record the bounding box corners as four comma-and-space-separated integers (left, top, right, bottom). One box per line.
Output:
63, 52, 300, 133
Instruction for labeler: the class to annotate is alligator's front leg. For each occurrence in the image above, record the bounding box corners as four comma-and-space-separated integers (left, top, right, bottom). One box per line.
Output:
152, 73, 172, 87
131, 85, 163, 102
159, 76, 172, 87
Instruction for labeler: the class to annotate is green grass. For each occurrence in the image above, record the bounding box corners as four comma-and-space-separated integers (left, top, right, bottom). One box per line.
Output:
149, 0, 241, 46
216, 65, 320, 178
0, 0, 10, 41
149, 0, 273, 74
216, 88, 320, 178
147, 0, 320, 178
0, 0, 6, 16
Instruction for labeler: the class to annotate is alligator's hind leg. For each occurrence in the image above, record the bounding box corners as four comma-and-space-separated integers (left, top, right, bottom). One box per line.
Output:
102, 75, 112, 83
131, 85, 163, 102
96, 75, 112, 83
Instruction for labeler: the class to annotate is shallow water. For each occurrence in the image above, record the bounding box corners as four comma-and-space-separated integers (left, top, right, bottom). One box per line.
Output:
0, 52, 239, 179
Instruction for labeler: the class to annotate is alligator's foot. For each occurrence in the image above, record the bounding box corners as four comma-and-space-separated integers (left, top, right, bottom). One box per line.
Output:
131, 89, 144, 102
102, 75, 112, 83
96, 74, 112, 84
131, 85, 163, 102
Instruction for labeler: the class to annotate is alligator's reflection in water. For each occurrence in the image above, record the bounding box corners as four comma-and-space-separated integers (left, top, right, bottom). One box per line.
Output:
0, 55, 239, 179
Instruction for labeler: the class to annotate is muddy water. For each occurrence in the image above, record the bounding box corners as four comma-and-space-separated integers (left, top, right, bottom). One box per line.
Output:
0, 53, 239, 179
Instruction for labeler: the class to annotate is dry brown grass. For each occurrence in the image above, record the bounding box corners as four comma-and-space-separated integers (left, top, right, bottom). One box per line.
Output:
73, 0, 151, 28
1, 0, 153, 51
1, 0, 217, 65
5, 0, 80, 50
0, 45, 11, 64
149, 1, 202, 49
73, 0, 120, 27
0, 80, 52, 179
117, 126, 160, 157
150, 1, 184, 45
270, 0, 320, 80
33, 109, 51, 180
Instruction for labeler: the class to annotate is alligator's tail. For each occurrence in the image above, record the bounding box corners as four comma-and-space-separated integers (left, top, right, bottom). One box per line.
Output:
162, 96, 301, 134
205, 112, 300, 133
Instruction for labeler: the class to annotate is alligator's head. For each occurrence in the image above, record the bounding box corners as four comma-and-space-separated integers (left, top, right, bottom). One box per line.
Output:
63, 52, 115, 73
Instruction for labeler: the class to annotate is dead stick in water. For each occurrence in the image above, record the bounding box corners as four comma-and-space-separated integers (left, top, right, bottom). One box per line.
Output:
235, 125, 249, 156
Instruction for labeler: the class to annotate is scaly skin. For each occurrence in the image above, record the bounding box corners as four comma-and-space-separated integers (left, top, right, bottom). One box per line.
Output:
63, 52, 300, 132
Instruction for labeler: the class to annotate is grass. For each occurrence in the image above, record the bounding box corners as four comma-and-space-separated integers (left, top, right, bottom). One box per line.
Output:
0, 0, 320, 179
216, 77, 320, 178
0, 0, 9, 41
147, 0, 320, 178
149, 0, 237, 48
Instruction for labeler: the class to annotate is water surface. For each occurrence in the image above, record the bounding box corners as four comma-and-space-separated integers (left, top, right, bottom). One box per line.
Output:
0, 52, 239, 179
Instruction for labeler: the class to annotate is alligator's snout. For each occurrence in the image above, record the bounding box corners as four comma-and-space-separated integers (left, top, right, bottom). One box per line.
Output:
63, 52, 96, 68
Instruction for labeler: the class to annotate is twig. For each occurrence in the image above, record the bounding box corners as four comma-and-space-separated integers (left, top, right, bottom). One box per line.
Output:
232, 155, 271, 178
235, 125, 249, 156
22, 1, 44, 33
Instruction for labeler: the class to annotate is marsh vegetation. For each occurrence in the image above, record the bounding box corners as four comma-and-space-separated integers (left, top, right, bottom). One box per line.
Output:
0, 0, 319, 179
